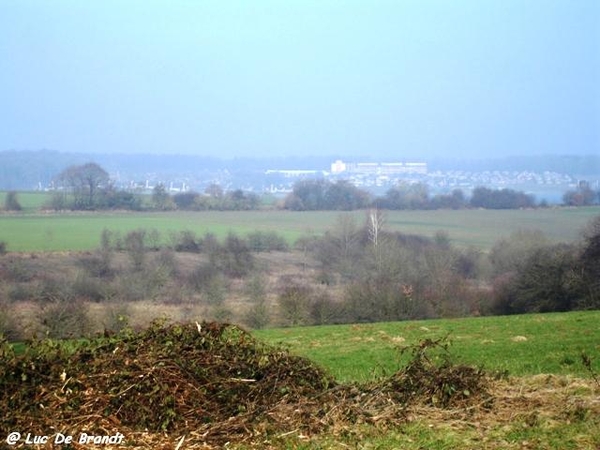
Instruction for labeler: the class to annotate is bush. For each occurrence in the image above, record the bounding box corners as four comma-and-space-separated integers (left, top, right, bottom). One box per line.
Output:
7, 283, 35, 302
187, 263, 220, 292
246, 231, 290, 252
71, 272, 107, 302
277, 282, 311, 326
202, 275, 227, 306
173, 192, 200, 209
171, 230, 200, 252
309, 293, 344, 325
488, 230, 549, 277
154, 247, 178, 277
78, 254, 113, 278
46, 191, 69, 211
102, 304, 131, 334
0, 301, 21, 340
115, 272, 159, 302
3, 191, 22, 211
490, 244, 578, 314
124, 229, 147, 270
1, 258, 34, 282
39, 296, 91, 339
207, 233, 254, 278
244, 302, 270, 329
33, 278, 66, 303
243, 274, 270, 329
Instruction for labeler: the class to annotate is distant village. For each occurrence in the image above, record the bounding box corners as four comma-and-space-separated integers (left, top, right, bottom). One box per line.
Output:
118, 158, 584, 204
2, 150, 595, 205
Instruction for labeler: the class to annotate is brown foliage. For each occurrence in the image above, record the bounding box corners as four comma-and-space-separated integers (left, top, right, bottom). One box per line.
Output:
0, 322, 491, 447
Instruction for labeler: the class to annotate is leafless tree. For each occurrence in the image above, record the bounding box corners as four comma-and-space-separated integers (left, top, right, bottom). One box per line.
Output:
57, 162, 109, 209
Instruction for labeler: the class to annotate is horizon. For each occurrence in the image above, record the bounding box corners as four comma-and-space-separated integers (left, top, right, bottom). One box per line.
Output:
1, 1, 599, 160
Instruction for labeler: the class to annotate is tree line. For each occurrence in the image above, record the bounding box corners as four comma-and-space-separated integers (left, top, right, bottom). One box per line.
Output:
3, 162, 598, 212
283, 179, 600, 211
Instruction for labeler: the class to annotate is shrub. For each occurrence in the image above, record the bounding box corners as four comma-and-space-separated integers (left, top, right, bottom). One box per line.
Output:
33, 278, 66, 303
243, 274, 270, 329
244, 302, 270, 329
7, 283, 35, 302
39, 296, 91, 339
277, 282, 311, 326
171, 230, 200, 252
102, 304, 131, 334
114, 272, 157, 302
4, 191, 22, 211
173, 192, 200, 209
246, 231, 290, 252
309, 292, 344, 325
187, 263, 220, 292
490, 244, 578, 314
1, 258, 34, 282
207, 233, 254, 278
0, 301, 21, 340
202, 275, 227, 306
71, 272, 107, 302
488, 230, 549, 277
124, 229, 147, 270
154, 247, 178, 277
78, 254, 113, 278
147, 229, 162, 251
46, 191, 69, 211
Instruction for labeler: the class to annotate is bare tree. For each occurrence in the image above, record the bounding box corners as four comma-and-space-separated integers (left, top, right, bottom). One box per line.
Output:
367, 208, 385, 248
152, 183, 173, 210
58, 162, 109, 209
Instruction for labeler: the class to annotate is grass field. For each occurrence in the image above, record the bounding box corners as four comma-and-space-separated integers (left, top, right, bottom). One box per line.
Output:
252, 311, 600, 448
255, 310, 600, 383
8, 311, 599, 449
1, 203, 599, 252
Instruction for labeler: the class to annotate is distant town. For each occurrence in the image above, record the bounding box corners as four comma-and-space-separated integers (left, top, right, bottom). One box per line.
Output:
1, 151, 599, 205
121, 158, 592, 204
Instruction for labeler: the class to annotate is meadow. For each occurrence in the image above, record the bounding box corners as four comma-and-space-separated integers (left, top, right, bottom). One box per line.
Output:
251, 311, 600, 449
1, 190, 598, 252
255, 310, 600, 383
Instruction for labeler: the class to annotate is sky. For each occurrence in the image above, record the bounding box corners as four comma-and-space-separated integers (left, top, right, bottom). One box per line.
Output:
1, 0, 598, 160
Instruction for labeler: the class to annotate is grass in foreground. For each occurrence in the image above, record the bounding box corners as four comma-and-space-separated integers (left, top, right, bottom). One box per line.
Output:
4, 312, 599, 449
254, 310, 600, 383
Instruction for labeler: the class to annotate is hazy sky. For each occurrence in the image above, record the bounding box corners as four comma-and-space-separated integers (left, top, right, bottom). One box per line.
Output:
1, 0, 598, 160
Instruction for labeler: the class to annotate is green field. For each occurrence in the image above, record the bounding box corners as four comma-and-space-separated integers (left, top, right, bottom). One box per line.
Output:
255, 310, 600, 383
1, 204, 599, 252
9, 311, 599, 449
253, 311, 600, 448
6, 311, 599, 449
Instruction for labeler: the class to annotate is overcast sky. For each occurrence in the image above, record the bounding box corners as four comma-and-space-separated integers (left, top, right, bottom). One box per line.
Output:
1, 0, 598, 160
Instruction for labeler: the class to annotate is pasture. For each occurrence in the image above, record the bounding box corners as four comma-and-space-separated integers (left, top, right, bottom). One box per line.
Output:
255, 310, 600, 383
1, 199, 599, 252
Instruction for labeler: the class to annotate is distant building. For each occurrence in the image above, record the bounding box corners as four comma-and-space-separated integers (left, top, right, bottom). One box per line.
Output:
265, 169, 324, 177
330, 159, 347, 174
331, 159, 427, 175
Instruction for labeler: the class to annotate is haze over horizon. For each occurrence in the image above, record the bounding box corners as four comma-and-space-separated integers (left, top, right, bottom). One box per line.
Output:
1, 1, 598, 160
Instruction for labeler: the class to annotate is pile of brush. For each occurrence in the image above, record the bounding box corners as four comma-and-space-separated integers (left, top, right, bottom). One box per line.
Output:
0, 321, 490, 448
